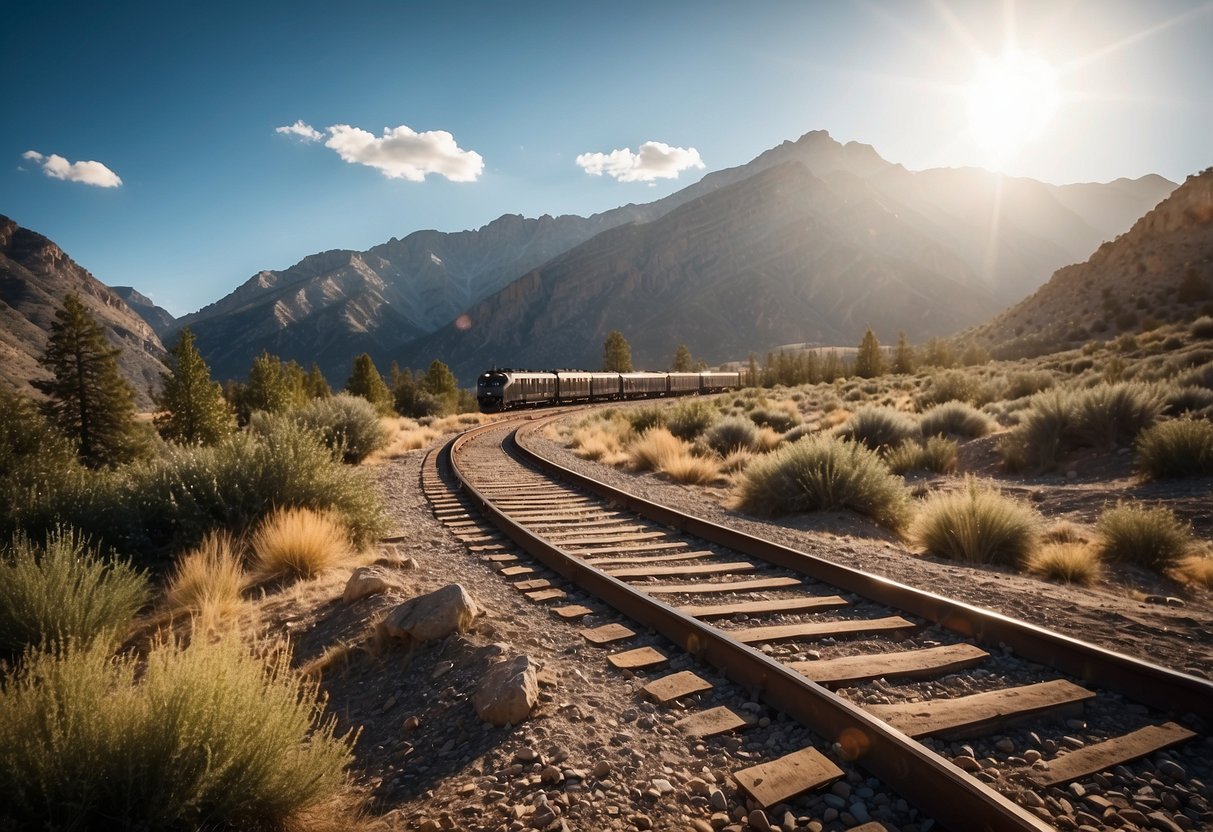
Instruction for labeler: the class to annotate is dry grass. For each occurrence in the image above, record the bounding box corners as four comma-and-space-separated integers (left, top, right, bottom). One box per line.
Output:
1027, 542, 1102, 585
166, 531, 248, 627
659, 452, 724, 486
755, 426, 784, 452
719, 449, 754, 473
1043, 520, 1091, 545
1173, 554, 1213, 588
251, 508, 357, 582
363, 417, 441, 464
1096, 502, 1192, 571
910, 478, 1042, 567
570, 417, 631, 464
627, 427, 723, 484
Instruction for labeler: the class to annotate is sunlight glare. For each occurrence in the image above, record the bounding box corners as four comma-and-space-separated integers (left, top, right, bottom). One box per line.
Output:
966, 51, 1059, 162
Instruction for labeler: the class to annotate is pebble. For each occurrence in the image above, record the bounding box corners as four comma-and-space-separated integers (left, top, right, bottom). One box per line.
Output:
632, 814, 653, 830
592, 760, 611, 779
954, 756, 982, 773
1159, 760, 1186, 780
710, 789, 728, 811
747, 809, 771, 832
995, 738, 1015, 754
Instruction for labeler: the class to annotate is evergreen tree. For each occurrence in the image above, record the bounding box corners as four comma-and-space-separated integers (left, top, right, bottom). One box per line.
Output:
746, 354, 759, 387
240, 350, 295, 423
155, 327, 233, 445
672, 344, 692, 372
34, 294, 143, 467
282, 360, 309, 407
855, 327, 883, 378
923, 338, 955, 369
602, 330, 633, 372
692, 359, 708, 372
421, 360, 459, 403
345, 353, 393, 413
892, 331, 915, 375
304, 362, 332, 399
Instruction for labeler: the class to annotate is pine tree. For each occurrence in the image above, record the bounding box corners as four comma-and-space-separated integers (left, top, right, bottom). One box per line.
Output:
923, 338, 955, 369
855, 328, 883, 379
304, 362, 332, 399
602, 331, 633, 372
345, 353, 392, 413
34, 294, 143, 467
892, 331, 915, 375
155, 327, 233, 445
672, 344, 692, 372
421, 360, 458, 402
746, 354, 759, 387
241, 350, 295, 422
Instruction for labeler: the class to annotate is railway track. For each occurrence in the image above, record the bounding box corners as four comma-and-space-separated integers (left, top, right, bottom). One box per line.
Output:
422, 413, 1213, 832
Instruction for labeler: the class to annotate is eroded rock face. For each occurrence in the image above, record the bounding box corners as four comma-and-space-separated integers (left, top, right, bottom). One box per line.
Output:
377, 584, 481, 645
342, 565, 404, 604
472, 652, 538, 727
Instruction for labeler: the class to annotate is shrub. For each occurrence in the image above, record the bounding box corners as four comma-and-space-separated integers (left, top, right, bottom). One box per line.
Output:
910, 479, 1041, 567
918, 370, 981, 406
748, 403, 801, 432
1174, 555, 1213, 588
835, 406, 920, 452
166, 531, 247, 624
626, 406, 667, 434
704, 417, 761, 455
0, 388, 83, 539
1003, 370, 1055, 399
293, 394, 389, 463
629, 427, 683, 472
885, 436, 958, 475
658, 453, 724, 486
666, 399, 719, 441
1136, 418, 1213, 478
1191, 316, 1213, 339
0, 530, 149, 656
251, 507, 356, 582
919, 401, 995, 438
734, 435, 911, 529
0, 637, 354, 831
1027, 543, 1102, 585
1096, 503, 1192, 570
1071, 382, 1165, 448
1164, 385, 1213, 416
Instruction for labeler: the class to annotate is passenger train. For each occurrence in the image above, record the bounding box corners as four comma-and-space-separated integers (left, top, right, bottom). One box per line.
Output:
476, 369, 742, 413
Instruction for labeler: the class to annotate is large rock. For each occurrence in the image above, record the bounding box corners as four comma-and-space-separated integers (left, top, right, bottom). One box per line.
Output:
473, 652, 539, 727
377, 584, 481, 645
342, 565, 404, 604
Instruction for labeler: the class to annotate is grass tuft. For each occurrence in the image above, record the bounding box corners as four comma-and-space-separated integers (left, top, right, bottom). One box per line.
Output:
1173, 554, 1213, 588
835, 406, 920, 452
666, 399, 719, 441
251, 508, 357, 582
910, 478, 1042, 567
166, 531, 247, 626
1135, 418, 1213, 478
919, 401, 995, 438
885, 436, 958, 475
704, 416, 761, 455
1027, 542, 1102, 585
1096, 503, 1192, 571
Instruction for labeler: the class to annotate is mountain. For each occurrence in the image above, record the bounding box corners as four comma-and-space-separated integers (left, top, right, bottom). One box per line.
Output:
401, 162, 1001, 379
178, 129, 1174, 382
0, 216, 167, 406
111, 285, 176, 337
964, 168, 1213, 357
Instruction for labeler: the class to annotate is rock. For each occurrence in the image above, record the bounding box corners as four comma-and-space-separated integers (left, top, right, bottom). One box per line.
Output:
995, 738, 1015, 754
1158, 760, 1186, 780
403, 715, 421, 731
1146, 812, 1184, 832
710, 789, 728, 811
375, 552, 417, 570
690, 821, 713, 832
746, 809, 771, 832
651, 778, 674, 795
710, 812, 730, 829
343, 565, 402, 603
473, 654, 539, 727
592, 760, 611, 779
541, 765, 563, 784
378, 584, 481, 644
954, 756, 982, 772
633, 814, 653, 830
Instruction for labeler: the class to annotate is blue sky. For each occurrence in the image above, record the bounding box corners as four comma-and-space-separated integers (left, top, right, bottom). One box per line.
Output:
4, 0, 1211, 316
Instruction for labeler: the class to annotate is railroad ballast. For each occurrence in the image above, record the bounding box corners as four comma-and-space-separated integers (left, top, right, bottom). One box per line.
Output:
476, 369, 741, 412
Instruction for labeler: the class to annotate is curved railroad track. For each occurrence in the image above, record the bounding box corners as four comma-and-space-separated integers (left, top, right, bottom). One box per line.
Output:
422, 412, 1213, 832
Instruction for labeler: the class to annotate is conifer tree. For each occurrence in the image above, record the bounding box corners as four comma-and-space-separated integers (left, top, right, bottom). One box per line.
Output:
241, 350, 295, 421
304, 362, 332, 399
602, 331, 633, 372
746, 354, 759, 387
855, 327, 883, 379
421, 360, 458, 402
672, 344, 692, 372
892, 331, 915, 375
345, 353, 392, 413
34, 294, 142, 467
155, 327, 233, 445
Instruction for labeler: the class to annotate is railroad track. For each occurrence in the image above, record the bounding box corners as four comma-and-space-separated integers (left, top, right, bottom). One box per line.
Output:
422, 413, 1213, 832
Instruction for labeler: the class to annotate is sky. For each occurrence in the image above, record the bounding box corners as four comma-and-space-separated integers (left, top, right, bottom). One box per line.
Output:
4, 0, 1211, 317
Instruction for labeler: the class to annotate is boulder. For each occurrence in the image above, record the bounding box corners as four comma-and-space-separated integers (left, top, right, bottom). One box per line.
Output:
342, 565, 404, 604
473, 653, 539, 727
377, 584, 481, 644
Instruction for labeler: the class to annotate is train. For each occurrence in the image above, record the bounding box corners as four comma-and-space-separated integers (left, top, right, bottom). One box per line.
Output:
476, 369, 743, 413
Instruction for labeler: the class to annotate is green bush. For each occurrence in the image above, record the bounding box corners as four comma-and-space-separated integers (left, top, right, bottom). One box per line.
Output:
910, 478, 1041, 567
835, 406, 920, 452
703, 416, 761, 455
919, 401, 994, 438
1003, 370, 1055, 399
918, 370, 981, 406
1136, 419, 1213, 479
0, 389, 83, 539
0, 637, 353, 831
0, 530, 149, 656
293, 393, 388, 463
886, 436, 958, 475
665, 399, 719, 441
1096, 503, 1191, 570
1071, 382, 1165, 448
734, 435, 911, 530
626, 406, 667, 433
748, 405, 801, 432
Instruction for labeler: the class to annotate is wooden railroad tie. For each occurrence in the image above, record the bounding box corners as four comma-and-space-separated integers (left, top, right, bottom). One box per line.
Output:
678, 595, 849, 620
792, 644, 989, 687
643, 576, 802, 595
731, 616, 916, 645
642, 671, 713, 703
1028, 722, 1195, 787
580, 622, 636, 645
608, 646, 667, 670
675, 706, 750, 738
733, 746, 844, 808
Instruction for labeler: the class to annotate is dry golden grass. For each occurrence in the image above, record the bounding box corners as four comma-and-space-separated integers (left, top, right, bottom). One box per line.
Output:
570, 418, 631, 463
1173, 553, 1213, 588
363, 417, 441, 464
660, 452, 725, 486
628, 427, 684, 472
166, 531, 248, 627
251, 508, 357, 582
719, 449, 754, 473
755, 426, 784, 452
1043, 520, 1091, 545
1027, 542, 1102, 585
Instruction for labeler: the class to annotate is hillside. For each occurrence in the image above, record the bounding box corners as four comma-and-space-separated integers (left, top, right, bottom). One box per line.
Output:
965, 168, 1213, 357
0, 216, 167, 406
112, 285, 176, 337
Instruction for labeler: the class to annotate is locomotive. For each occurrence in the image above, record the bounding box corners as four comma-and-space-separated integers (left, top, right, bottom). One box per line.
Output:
476, 369, 742, 413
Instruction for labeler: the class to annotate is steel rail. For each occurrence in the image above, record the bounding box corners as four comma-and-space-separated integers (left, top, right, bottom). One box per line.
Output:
510, 418, 1213, 723
445, 420, 1054, 832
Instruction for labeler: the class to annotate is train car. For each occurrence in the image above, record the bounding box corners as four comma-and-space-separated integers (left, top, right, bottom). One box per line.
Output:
589, 372, 622, 400
667, 373, 700, 395
476, 370, 558, 412
478, 367, 742, 412
699, 371, 742, 393
620, 372, 668, 398
555, 371, 592, 401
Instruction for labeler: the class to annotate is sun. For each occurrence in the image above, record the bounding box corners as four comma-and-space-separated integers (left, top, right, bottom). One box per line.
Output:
966, 51, 1059, 162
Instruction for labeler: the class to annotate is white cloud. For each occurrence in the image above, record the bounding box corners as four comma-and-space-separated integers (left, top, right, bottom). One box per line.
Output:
322, 124, 484, 182
575, 141, 705, 183
275, 120, 324, 142
22, 150, 122, 188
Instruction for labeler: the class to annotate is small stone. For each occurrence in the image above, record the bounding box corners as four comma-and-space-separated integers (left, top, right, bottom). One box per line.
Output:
710, 789, 728, 811
690, 821, 713, 832
1023, 749, 1042, 764
517, 747, 539, 763
849, 801, 871, 823
541, 765, 563, 784
377, 583, 481, 644
954, 755, 982, 773
1069, 783, 1087, 799
592, 760, 611, 779
687, 777, 711, 796
1146, 811, 1183, 832
343, 565, 402, 604
1158, 760, 1186, 780
403, 715, 421, 731
746, 809, 771, 832
710, 812, 730, 829
651, 778, 674, 795
632, 814, 653, 830
995, 738, 1015, 754
831, 781, 852, 799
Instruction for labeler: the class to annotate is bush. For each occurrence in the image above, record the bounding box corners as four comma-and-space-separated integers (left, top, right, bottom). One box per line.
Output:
251, 507, 356, 582
918, 370, 981, 406
666, 399, 718, 441
919, 401, 995, 438
910, 479, 1041, 567
293, 394, 389, 463
748, 403, 801, 432
1191, 316, 1213, 339
166, 531, 247, 624
1071, 382, 1165, 448
1096, 503, 1192, 570
0, 530, 148, 657
1175, 555, 1213, 588
0, 388, 83, 539
885, 436, 958, 475
835, 406, 920, 452
1164, 385, 1213, 416
1027, 543, 1102, 585
1136, 418, 1213, 478
704, 417, 761, 455
734, 435, 911, 530
626, 406, 667, 434
1003, 370, 1055, 399
629, 427, 684, 472
0, 637, 353, 831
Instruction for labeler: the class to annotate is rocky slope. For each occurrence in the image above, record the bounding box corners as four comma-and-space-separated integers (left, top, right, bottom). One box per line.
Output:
0, 216, 167, 406
111, 285, 176, 337
964, 168, 1213, 357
